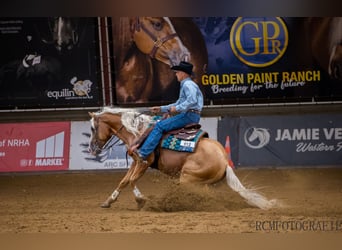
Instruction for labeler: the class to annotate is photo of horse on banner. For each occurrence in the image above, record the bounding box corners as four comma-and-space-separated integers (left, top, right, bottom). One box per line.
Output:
35, 17, 90, 54
112, 17, 208, 104
305, 17, 341, 82
88, 108, 279, 210
295, 17, 342, 82
0, 17, 99, 108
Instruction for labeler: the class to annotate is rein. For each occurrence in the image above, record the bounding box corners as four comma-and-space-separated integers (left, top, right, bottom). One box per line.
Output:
113, 124, 125, 137
132, 17, 178, 58
91, 111, 154, 167
92, 124, 125, 154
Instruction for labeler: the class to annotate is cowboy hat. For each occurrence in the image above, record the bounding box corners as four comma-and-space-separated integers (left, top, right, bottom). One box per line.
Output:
171, 61, 194, 75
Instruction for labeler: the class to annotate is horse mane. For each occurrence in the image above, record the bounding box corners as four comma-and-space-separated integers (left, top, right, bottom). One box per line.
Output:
98, 107, 155, 137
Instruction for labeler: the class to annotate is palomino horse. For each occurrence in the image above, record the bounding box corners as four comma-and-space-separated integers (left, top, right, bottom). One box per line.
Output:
88, 108, 277, 210
112, 17, 208, 103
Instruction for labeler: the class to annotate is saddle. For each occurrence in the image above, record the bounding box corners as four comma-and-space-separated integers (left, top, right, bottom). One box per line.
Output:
128, 123, 207, 155
164, 123, 202, 140
161, 124, 208, 153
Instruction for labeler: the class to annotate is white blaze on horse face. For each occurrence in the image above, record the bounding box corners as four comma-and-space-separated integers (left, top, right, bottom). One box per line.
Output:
54, 17, 78, 52
56, 17, 63, 51
90, 117, 95, 133
163, 17, 191, 66
89, 117, 96, 152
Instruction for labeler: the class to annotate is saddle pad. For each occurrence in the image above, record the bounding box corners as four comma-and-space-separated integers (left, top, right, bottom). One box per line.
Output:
161, 129, 207, 153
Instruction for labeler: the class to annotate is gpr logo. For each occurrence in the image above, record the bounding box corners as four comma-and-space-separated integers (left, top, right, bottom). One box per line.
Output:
230, 17, 288, 67
244, 127, 270, 149
35, 132, 65, 166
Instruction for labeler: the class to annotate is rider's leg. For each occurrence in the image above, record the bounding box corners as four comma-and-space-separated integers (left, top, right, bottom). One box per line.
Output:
137, 112, 200, 160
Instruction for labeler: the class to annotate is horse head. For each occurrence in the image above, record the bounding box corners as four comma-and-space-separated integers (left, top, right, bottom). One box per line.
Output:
130, 17, 190, 66
88, 110, 154, 155
308, 17, 342, 81
42, 17, 79, 53
88, 112, 123, 155
113, 17, 208, 103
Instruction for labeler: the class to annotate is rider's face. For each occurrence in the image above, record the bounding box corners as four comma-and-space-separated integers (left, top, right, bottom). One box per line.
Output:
174, 71, 185, 81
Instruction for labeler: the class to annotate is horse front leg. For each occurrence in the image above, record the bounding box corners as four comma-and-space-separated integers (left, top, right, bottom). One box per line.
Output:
100, 162, 138, 208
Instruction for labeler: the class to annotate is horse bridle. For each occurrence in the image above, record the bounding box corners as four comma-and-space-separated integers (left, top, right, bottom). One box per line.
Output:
132, 17, 179, 58
91, 122, 125, 153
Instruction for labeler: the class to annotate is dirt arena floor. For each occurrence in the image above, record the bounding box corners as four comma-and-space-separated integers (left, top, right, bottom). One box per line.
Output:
1, 167, 342, 233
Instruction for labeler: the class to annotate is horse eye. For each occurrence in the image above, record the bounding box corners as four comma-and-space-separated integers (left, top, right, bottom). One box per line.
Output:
152, 21, 163, 31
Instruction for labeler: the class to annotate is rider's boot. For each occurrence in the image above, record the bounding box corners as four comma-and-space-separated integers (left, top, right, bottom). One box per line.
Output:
132, 150, 148, 166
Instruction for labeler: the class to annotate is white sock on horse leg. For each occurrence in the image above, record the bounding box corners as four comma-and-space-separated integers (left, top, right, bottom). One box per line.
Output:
111, 190, 120, 200
133, 186, 143, 198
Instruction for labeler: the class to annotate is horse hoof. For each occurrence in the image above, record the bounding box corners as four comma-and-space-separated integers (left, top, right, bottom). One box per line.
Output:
100, 197, 115, 208
100, 202, 111, 208
135, 197, 146, 210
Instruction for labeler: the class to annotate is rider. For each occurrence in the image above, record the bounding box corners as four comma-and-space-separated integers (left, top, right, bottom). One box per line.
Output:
134, 61, 204, 163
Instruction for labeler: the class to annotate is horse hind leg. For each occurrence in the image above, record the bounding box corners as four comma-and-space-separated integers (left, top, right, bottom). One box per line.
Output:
132, 186, 146, 210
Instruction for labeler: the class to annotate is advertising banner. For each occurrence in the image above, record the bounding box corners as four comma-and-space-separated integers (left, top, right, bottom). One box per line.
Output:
218, 114, 342, 167
217, 116, 240, 166
200, 117, 218, 140
0, 122, 70, 172
112, 17, 342, 105
0, 17, 102, 109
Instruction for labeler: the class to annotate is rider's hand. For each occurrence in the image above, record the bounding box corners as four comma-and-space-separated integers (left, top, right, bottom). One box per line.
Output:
150, 106, 161, 114
169, 106, 177, 113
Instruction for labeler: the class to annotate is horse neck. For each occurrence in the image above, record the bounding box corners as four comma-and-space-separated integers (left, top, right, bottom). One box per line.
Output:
105, 117, 136, 147
114, 17, 135, 66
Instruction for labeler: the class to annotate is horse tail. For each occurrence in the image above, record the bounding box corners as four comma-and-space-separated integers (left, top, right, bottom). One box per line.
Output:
225, 165, 278, 210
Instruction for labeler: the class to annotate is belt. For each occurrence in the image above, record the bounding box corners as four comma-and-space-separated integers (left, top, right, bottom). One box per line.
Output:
187, 109, 201, 114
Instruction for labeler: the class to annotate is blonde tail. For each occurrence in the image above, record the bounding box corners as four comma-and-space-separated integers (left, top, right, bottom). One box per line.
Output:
225, 166, 278, 210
